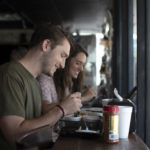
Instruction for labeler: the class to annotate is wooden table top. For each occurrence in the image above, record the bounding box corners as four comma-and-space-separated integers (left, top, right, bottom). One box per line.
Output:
52, 133, 149, 150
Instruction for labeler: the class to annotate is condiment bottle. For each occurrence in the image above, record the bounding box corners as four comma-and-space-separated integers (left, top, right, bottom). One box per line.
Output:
103, 105, 119, 143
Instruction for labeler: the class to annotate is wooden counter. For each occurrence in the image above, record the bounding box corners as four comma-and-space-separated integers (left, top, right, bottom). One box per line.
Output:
52, 133, 149, 150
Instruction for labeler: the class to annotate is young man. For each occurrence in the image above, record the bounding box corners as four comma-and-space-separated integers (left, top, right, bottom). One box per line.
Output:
0, 23, 82, 149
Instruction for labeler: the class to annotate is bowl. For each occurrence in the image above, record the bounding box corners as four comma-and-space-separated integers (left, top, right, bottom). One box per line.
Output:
63, 114, 81, 121
102, 98, 112, 106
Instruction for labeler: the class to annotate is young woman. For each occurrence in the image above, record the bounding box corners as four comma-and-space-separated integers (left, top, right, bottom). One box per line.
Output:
53, 43, 96, 102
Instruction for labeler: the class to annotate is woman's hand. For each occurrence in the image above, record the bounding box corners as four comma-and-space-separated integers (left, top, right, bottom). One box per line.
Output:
81, 86, 97, 102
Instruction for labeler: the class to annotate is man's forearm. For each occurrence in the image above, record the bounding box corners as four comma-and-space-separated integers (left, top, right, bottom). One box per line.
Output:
42, 100, 58, 114
18, 106, 63, 136
0, 106, 63, 147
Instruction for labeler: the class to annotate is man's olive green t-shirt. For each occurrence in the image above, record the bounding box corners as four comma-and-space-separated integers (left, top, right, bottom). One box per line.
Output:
0, 61, 42, 149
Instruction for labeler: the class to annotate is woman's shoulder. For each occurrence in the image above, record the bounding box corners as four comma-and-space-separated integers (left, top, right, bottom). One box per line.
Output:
37, 73, 55, 85
37, 73, 53, 81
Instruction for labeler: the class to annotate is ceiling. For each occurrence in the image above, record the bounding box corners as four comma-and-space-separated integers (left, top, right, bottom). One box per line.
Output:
0, 0, 113, 32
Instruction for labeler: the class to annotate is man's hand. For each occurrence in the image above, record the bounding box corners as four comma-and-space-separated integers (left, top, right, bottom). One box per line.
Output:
60, 92, 82, 115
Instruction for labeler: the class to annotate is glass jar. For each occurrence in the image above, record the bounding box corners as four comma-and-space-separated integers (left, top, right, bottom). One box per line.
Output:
103, 105, 119, 143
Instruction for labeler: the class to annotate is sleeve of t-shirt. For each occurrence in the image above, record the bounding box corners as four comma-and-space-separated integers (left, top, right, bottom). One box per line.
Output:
0, 73, 25, 117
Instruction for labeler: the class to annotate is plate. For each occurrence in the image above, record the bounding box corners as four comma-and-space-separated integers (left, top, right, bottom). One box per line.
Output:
80, 107, 103, 117
81, 107, 102, 112
75, 127, 101, 137
84, 111, 102, 117
62, 114, 81, 121
76, 129, 100, 134
82, 115, 100, 121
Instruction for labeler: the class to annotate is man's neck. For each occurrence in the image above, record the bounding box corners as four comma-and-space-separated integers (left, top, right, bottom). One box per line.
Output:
19, 48, 42, 78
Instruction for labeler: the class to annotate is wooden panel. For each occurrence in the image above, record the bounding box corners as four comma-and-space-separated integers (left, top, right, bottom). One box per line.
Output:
145, 0, 150, 148
137, 0, 146, 141
0, 29, 33, 44
112, 0, 134, 97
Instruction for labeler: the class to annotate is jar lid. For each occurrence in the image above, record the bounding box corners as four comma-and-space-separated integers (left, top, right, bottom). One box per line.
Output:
103, 105, 119, 112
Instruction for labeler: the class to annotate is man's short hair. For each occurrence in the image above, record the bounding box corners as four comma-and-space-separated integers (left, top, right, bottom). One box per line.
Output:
29, 22, 73, 49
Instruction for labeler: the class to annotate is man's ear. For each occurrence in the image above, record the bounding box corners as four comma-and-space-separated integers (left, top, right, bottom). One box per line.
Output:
41, 39, 51, 52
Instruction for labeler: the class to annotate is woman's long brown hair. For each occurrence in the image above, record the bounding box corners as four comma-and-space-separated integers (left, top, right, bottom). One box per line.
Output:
53, 43, 88, 101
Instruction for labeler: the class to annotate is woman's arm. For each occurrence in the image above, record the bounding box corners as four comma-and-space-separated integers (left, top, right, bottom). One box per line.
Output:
81, 86, 97, 102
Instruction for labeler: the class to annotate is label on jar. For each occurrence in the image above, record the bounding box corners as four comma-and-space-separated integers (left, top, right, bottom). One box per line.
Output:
108, 115, 119, 140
